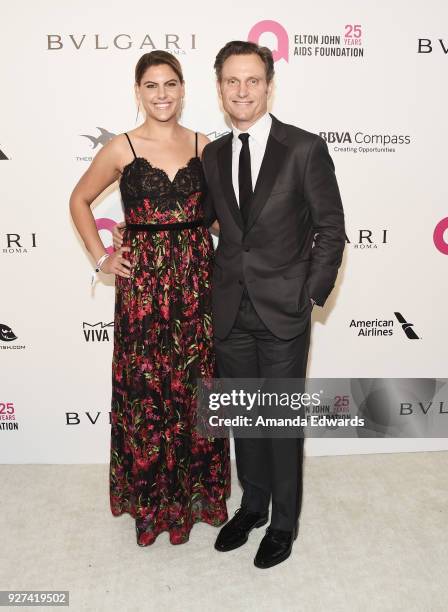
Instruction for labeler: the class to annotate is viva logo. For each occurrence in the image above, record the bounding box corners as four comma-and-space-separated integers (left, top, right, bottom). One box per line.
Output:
248, 20, 289, 63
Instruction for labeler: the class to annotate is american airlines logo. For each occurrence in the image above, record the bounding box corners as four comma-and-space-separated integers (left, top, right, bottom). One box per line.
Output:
394, 313, 420, 340
82, 322, 114, 342
349, 312, 421, 340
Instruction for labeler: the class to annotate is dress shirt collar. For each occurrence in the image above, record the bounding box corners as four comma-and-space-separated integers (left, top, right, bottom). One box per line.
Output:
231, 112, 272, 147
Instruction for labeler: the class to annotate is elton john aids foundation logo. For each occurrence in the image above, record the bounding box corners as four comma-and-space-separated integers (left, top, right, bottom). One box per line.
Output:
248, 19, 364, 61
434, 217, 448, 255
95, 218, 116, 255
0, 401, 18, 431
248, 20, 289, 62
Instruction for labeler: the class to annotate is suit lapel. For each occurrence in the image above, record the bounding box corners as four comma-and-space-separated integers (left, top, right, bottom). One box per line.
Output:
217, 133, 244, 231
245, 116, 288, 233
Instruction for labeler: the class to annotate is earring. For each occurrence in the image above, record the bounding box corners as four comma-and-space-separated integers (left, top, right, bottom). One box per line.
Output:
135, 102, 140, 124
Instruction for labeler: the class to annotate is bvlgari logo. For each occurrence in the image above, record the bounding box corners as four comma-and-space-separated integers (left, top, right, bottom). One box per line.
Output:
47, 33, 197, 52
65, 411, 112, 425
2, 233, 38, 254
345, 229, 388, 249
417, 39, 448, 54
83, 322, 114, 342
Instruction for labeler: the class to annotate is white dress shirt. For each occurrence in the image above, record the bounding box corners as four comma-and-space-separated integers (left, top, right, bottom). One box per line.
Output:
231, 112, 272, 206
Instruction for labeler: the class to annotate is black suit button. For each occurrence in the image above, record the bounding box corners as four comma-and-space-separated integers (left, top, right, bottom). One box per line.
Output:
244, 247, 250, 252
238, 280, 243, 285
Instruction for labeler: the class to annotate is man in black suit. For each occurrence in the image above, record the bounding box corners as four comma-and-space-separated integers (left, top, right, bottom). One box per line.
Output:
203, 41, 345, 569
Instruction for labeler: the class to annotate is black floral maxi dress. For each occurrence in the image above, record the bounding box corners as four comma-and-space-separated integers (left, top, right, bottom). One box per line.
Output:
109, 132, 230, 546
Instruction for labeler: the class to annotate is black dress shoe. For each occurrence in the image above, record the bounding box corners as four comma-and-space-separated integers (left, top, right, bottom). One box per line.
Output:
254, 525, 298, 569
215, 507, 269, 552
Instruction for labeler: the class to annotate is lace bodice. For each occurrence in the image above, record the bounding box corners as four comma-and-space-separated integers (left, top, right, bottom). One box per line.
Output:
118, 133, 205, 224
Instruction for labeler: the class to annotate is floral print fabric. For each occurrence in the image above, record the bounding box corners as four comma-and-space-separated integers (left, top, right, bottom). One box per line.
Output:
110, 148, 230, 545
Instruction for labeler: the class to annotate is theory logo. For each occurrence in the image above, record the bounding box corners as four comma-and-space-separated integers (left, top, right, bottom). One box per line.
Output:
417, 39, 448, 54
81, 127, 116, 149
83, 322, 114, 342
394, 312, 420, 340
248, 20, 289, 62
434, 217, 448, 255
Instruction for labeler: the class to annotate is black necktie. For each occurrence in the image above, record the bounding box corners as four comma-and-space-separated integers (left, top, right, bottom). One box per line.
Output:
238, 133, 253, 226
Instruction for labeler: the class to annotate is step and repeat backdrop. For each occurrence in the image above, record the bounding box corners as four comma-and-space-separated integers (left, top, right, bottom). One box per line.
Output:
1, 0, 447, 462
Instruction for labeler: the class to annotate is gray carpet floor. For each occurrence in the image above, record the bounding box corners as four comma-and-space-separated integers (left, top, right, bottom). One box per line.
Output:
1, 452, 447, 612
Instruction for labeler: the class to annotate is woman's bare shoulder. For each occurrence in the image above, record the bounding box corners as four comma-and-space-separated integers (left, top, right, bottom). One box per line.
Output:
196, 132, 211, 157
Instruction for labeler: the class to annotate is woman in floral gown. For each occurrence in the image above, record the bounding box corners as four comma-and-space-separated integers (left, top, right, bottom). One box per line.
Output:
70, 51, 230, 545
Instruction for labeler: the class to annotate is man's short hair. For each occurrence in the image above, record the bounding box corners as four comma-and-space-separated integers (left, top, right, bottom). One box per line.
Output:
214, 40, 275, 83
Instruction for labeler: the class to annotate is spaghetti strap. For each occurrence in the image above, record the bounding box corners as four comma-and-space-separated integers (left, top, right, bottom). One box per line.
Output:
124, 133, 137, 159
195, 131, 198, 157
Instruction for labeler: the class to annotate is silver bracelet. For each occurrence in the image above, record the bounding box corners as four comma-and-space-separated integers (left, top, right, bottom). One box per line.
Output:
91, 253, 110, 286
95, 253, 110, 272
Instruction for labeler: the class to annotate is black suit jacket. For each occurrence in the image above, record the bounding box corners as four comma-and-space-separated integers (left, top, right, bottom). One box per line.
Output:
202, 114, 345, 340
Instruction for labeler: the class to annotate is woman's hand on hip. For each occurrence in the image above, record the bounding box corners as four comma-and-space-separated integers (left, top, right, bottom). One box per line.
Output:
112, 221, 126, 250
101, 247, 131, 278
